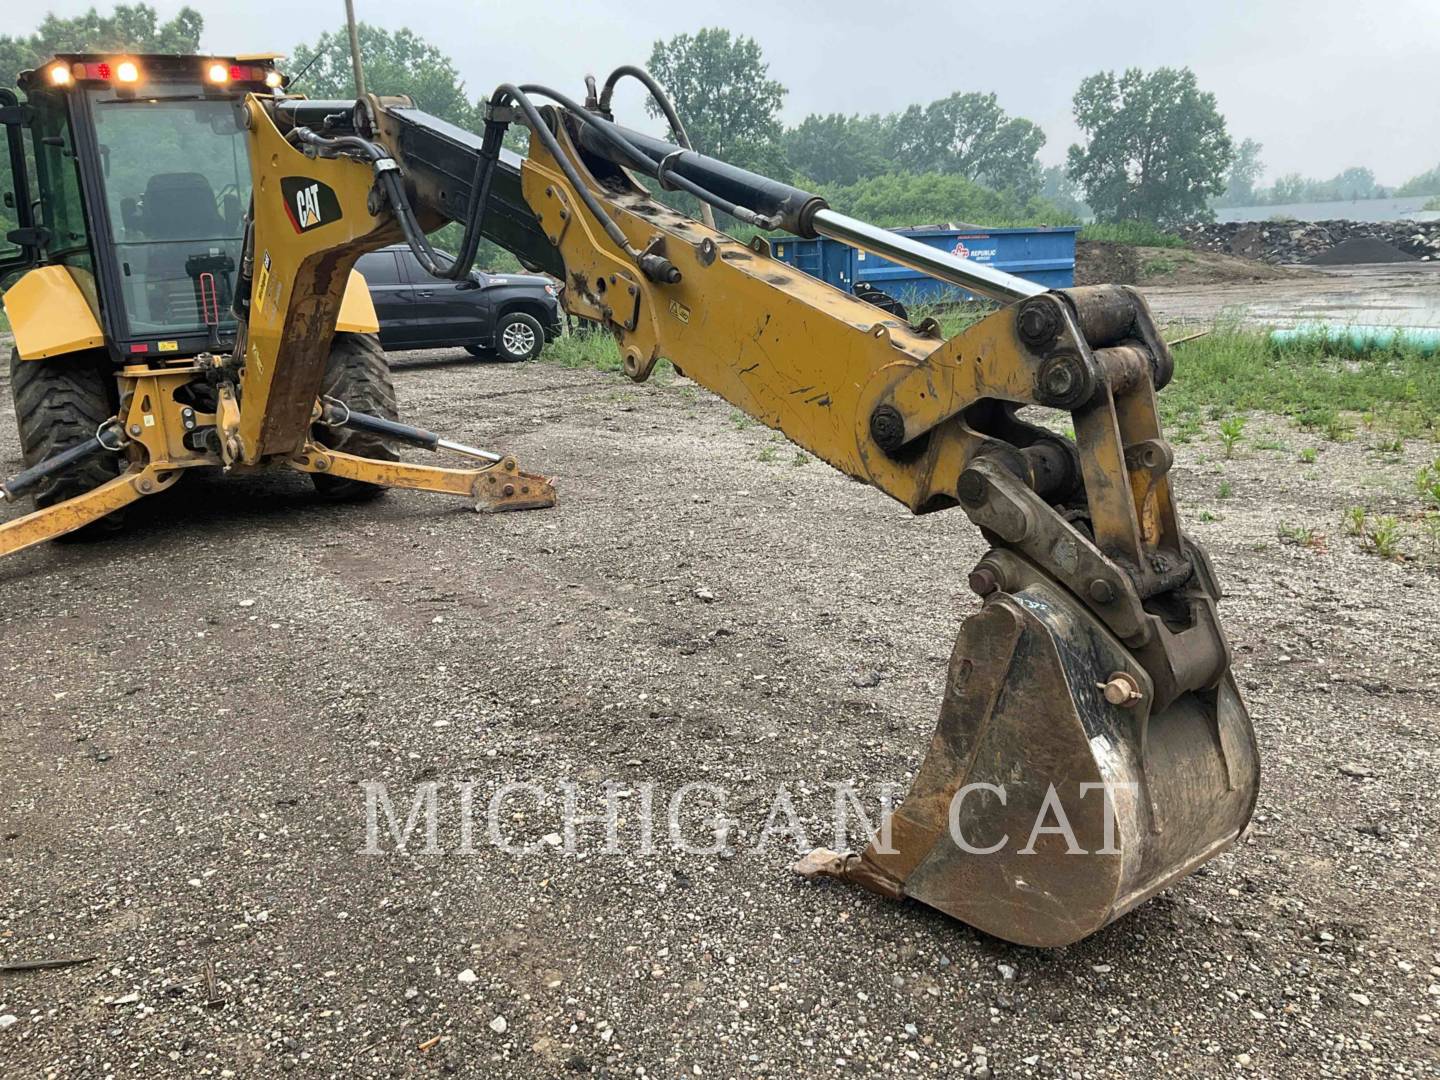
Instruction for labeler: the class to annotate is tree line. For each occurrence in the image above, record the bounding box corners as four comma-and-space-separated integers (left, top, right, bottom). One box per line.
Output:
4, 5, 1438, 251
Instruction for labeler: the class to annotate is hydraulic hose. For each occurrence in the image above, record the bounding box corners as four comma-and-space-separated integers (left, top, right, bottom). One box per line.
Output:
596, 64, 716, 230
516, 84, 776, 228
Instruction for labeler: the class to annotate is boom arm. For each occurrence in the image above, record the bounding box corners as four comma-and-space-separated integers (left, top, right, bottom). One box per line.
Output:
268, 82, 1258, 947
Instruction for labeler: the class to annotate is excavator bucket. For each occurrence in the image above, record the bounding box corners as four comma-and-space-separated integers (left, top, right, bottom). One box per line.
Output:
801, 559, 1259, 947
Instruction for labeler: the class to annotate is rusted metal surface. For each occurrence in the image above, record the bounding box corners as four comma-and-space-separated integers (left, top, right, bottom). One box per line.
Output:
809, 570, 1258, 947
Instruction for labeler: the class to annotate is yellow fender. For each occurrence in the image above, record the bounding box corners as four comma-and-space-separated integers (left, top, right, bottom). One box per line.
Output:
335, 269, 379, 334
2, 265, 104, 360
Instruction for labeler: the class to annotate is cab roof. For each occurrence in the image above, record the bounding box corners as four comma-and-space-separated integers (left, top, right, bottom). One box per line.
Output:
19, 53, 284, 92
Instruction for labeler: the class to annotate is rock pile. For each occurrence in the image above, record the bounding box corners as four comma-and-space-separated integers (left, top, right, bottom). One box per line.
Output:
1179, 218, 1440, 264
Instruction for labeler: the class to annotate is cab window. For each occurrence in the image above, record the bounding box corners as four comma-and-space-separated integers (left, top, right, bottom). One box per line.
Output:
90, 86, 250, 339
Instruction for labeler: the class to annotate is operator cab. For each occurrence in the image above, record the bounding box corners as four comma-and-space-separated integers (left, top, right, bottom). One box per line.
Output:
1, 54, 285, 362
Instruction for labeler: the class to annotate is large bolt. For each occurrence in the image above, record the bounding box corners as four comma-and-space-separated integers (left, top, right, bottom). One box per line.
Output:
1016, 298, 1061, 348
968, 566, 1001, 598
1098, 671, 1143, 708
957, 469, 990, 508
1037, 353, 1091, 408
869, 405, 906, 452
1088, 578, 1116, 604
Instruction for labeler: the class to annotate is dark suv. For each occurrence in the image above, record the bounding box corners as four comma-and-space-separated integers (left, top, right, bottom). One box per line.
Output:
356, 245, 562, 361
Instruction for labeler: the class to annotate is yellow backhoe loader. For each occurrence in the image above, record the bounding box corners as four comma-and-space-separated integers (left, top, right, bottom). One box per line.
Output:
0, 54, 1258, 947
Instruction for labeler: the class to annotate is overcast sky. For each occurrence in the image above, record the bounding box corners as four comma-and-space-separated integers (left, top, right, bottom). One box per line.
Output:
18, 0, 1440, 186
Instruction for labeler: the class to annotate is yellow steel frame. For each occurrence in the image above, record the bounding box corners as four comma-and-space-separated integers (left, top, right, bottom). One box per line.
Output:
1, 93, 554, 563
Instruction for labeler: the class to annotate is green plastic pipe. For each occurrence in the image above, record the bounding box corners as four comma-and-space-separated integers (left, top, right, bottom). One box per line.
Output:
1269, 323, 1440, 356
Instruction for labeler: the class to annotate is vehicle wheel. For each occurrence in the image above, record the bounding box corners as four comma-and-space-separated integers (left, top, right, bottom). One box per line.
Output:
853, 284, 909, 322
9, 347, 124, 539
311, 333, 400, 501
494, 311, 544, 362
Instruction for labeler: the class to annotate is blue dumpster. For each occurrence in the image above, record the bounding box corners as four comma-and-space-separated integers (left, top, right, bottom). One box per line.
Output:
771, 223, 1078, 305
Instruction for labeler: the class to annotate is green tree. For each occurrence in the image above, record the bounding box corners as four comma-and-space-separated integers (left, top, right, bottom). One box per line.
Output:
288, 24, 523, 270
1065, 67, 1232, 227
783, 113, 890, 187
1216, 137, 1264, 207
888, 92, 1044, 196
0, 4, 202, 91
644, 28, 787, 175
1040, 163, 1089, 218
289, 24, 481, 130
1397, 164, 1440, 197
819, 171, 1074, 229
1251, 166, 1388, 205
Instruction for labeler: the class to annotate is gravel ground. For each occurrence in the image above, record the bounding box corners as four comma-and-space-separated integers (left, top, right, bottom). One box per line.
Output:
1, 342, 1438, 1078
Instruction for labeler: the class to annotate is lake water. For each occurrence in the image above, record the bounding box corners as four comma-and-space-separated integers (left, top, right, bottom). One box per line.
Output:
1215, 195, 1439, 224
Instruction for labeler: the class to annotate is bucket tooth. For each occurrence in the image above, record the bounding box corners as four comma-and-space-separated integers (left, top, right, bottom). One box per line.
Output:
807, 576, 1259, 947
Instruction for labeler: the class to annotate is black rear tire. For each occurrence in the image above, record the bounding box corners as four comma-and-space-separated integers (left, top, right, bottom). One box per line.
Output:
9, 347, 123, 538
311, 333, 400, 501
494, 311, 545, 362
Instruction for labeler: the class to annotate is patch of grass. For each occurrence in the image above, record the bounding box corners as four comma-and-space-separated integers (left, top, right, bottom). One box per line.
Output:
1363, 515, 1403, 559
1197, 510, 1218, 523
1080, 221, 1186, 248
1299, 447, 1318, 464
1278, 523, 1327, 553
1162, 325, 1440, 439
1217, 480, 1233, 499
542, 326, 623, 372
1323, 414, 1355, 443
1218, 416, 1246, 458
1141, 255, 1179, 277
757, 446, 776, 463
1343, 506, 1368, 537
1376, 437, 1405, 455
1417, 458, 1440, 510
928, 302, 993, 338
730, 410, 754, 431
1422, 514, 1440, 554
792, 452, 810, 467
1253, 437, 1287, 452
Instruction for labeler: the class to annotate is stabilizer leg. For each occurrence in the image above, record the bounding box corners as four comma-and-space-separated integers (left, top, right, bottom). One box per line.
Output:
288, 444, 556, 512
0, 467, 174, 561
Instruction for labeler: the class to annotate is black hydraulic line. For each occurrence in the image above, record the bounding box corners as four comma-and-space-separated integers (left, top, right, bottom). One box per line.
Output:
517, 84, 774, 229
595, 65, 715, 230
489, 83, 644, 262
445, 118, 505, 280
287, 125, 463, 279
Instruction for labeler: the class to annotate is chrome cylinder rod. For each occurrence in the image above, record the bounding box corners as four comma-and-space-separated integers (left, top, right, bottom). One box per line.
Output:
810, 209, 1046, 305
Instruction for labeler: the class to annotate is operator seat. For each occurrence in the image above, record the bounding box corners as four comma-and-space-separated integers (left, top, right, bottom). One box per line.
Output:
140, 172, 227, 239
139, 173, 227, 326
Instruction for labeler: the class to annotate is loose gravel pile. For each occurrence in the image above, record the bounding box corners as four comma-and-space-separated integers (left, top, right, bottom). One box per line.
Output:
1182, 219, 1440, 266
1, 349, 1437, 1078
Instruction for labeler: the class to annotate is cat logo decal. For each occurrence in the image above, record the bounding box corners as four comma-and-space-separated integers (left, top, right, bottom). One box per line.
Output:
280, 177, 342, 234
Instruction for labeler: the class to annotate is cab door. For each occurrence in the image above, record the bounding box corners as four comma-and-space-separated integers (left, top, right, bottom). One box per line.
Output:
0, 89, 39, 280
400, 248, 489, 346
